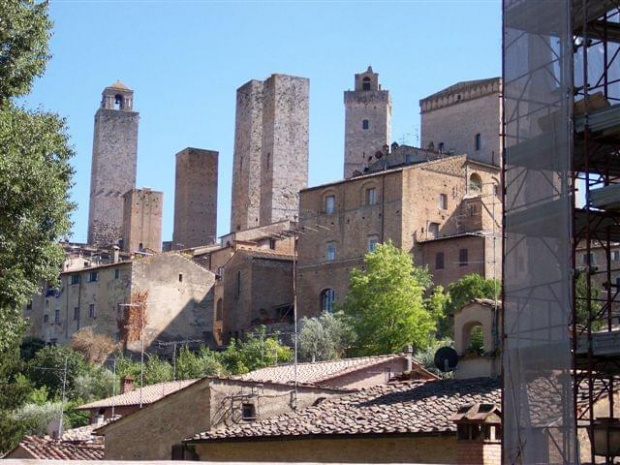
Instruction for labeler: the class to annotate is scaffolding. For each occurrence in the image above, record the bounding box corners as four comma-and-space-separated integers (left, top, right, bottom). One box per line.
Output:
504, 0, 620, 463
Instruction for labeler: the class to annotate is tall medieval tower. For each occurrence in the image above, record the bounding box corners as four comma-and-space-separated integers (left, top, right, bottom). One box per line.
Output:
87, 81, 139, 246
230, 74, 309, 232
343, 67, 392, 178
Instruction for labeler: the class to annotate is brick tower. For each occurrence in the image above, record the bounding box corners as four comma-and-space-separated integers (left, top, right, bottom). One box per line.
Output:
87, 81, 139, 246
230, 74, 309, 232
122, 188, 163, 253
173, 147, 218, 249
344, 67, 392, 178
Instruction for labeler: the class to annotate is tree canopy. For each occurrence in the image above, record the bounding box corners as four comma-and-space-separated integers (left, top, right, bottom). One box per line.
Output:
0, 0, 74, 353
298, 311, 356, 362
341, 241, 435, 355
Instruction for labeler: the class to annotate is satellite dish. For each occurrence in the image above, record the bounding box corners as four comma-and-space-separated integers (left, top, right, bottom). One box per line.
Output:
434, 346, 459, 372
46, 419, 61, 439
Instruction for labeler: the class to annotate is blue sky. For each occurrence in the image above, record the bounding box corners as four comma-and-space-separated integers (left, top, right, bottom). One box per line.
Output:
24, 0, 501, 243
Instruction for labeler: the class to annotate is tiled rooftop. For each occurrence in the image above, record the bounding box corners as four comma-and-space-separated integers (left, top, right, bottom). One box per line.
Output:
77, 379, 197, 410
12, 436, 104, 460
239, 354, 408, 385
188, 377, 500, 442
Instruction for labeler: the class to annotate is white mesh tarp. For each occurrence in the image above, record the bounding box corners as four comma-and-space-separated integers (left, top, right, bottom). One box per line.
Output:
503, 0, 577, 463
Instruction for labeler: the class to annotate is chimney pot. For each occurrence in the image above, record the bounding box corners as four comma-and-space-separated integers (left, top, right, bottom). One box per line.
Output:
120, 374, 134, 394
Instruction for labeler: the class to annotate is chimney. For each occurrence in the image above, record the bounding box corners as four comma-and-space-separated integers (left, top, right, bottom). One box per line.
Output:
120, 374, 134, 394
406, 344, 414, 372
112, 245, 120, 264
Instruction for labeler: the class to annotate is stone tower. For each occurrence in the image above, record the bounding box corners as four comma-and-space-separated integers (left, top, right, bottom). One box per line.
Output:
87, 81, 139, 246
230, 74, 309, 232
173, 148, 218, 249
343, 67, 392, 178
122, 188, 163, 253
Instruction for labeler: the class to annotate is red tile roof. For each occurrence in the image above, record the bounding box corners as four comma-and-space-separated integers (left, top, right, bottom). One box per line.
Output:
187, 377, 500, 442
239, 354, 413, 386
77, 379, 197, 410
9, 436, 104, 460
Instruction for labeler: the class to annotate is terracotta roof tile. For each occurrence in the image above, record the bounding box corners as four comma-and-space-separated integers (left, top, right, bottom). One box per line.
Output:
239, 354, 408, 385
77, 379, 197, 410
14, 436, 104, 460
188, 377, 500, 442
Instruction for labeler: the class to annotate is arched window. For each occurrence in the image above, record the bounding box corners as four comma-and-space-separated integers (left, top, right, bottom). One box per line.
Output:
114, 94, 123, 110
216, 299, 223, 321
320, 289, 336, 312
469, 173, 483, 194
362, 77, 371, 91
465, 323, 485, 355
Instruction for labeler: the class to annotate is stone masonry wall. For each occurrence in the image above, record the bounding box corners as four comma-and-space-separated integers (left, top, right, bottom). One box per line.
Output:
173, 148, 218, 248
231, 74, 309, 231
260, 74, 309, 226
122, 188, 163, 253
194, 435, 458, 463
344, 90, 391, 178
88, 108, 139, 246
421, 83, 501, 166
231, 80, 264, 232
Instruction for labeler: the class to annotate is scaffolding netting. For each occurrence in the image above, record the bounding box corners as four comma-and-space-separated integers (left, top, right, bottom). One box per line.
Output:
503, 0, 577, 463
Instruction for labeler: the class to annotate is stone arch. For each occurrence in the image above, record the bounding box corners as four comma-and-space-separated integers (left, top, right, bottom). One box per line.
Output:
362, 77, 371, 90
469, 172, 483, 194
454, 301, 495, 356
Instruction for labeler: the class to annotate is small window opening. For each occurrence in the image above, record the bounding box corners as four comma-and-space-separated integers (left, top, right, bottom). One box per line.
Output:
114, 94, 123, 110
326, 242, 336, 261
115, 269, 120, 279
320, 289, 336, 312
178, 273, 183, 282
242, 403, 256, 420
269, 238, 276, 250
469, 173, 483, 193
236, 271, 241, 297
89, 304, 96, 318
439, 193, 448, 210
466, 324, 485, 355
362, 77, 371, 91
428, 222, 440, 239
365, 187, 377, 205
459, 248, 469, 267
435, 252, 445, 270
367, 235, 379, 252
325, 195, 335, 214
362, 119, 369, 130
438, 142, 445, 153
475, 133, 481, 151
73, 307, 80, 321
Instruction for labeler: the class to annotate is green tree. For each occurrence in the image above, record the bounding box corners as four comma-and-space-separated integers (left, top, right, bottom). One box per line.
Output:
221, 327, 292, 374
424, 285, 450, 337
176, 346, 223, 379
341, 241, 436, 355
0, 0, 74, 353
575, 272, 603, 330
298, 311, 356, 362
143, 354, 173, 385
27, 345, 88, 400
447, 274, 499, 313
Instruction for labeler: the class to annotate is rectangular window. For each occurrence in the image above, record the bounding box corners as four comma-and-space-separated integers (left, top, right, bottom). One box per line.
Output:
613, 251, 620, 261
475, 133, 481, 151
88, 271, 98, 283
43, 314, 49, 324
439, 193, 448, 210
428, 222, 440, 240
362, 119, 369, 130
326, 242, 336, 261
70, 274, 80, 285
89, 304, 96, 318
435, 252, 445, 270
54, 309, 60, 324
242, 403, 256, 420
365, 188, 377, 205
236, 271, 241, 298
73, 307, 80, 321
325, 195, 335, 214
582, 253, 594, 265
269, 238, 276, 250
459, 248, 469, 267
367, 235, 379, 253
114, 269, 120, 279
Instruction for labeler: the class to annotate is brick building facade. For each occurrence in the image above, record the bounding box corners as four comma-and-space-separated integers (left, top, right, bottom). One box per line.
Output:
420, 78, 501, 167
296, 154, 501, 316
